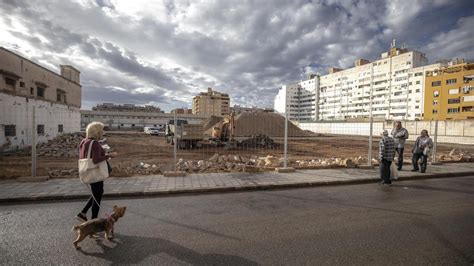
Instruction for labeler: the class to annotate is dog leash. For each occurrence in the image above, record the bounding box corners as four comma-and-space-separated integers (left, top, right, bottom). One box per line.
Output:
84, 183, 101, 208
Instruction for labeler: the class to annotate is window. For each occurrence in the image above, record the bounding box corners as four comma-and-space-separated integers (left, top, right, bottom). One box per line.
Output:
432, 81, 441, 86
37, 125, 45, 135
446, 79, 457, 85
5, 77, 16, 87
432, 110, 438, 114
447, 108, 459, 113
415, 72, 423, 77
131, 124, 135, 127
20, 82, 25, 87
416, 89, 420, 92
449, 89, 459, 95
56, 89, 66, 103
416, 81, 421, 85
433, 91, 439, 97
58, 124, 63, 133
448, 98, 460, 104
4, 125, 16, 137
37, 86, 45, 97
120, 124, 124, 126
30, 87, 34, 95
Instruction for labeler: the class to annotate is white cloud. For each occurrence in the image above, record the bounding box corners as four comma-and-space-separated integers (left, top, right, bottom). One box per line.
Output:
0, 0, 471, 111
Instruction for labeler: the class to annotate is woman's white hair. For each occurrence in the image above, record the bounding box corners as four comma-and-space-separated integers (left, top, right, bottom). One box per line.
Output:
86, 122, 105, 139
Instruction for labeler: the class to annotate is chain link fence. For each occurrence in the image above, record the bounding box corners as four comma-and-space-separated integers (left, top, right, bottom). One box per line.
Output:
1, 102, 474, 179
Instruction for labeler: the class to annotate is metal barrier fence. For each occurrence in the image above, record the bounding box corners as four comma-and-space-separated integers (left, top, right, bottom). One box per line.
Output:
1, 104, 474, 179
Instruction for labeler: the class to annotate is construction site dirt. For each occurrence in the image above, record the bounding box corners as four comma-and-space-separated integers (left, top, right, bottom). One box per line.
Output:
1, 132, 473, 179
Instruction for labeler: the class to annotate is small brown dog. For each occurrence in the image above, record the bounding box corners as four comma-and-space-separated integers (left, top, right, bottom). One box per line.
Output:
72, 205, 126, 249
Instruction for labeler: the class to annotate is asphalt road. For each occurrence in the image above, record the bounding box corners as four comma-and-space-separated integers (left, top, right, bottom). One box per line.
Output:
1, 176, 473, 265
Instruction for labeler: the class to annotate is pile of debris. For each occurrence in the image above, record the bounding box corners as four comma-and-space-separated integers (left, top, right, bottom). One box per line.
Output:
239, 134, 280, 148
38, 133, 84, 157
113, 162, 161, 176
438, 149, 473, 162
293, 156, 373, 168
175, 153, 283, 173
48, 168, 79, 178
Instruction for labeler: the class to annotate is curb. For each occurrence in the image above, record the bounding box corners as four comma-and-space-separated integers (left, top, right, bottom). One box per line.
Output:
0, 171, 473, 204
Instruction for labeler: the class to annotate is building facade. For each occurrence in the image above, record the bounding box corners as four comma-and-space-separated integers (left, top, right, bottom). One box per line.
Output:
273, 74, 318, 121
274, 43, 446, 121
81, 110, 207, 130
230, 105, 273, 114
192, 87, 230, 117
0, 47, 81, 150
424, 62, 474, 120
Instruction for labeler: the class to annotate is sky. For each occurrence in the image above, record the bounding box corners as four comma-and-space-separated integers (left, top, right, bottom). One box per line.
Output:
1, 0, 473, 111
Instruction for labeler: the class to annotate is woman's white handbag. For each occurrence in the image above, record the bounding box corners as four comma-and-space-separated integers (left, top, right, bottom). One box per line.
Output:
423, 147, 431, 156
390, 162, 399, 180
78, 140, 109, 184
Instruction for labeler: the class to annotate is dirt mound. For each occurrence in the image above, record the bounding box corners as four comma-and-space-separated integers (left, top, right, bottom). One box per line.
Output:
201, 116, 223, 131
232, 113, 310, 137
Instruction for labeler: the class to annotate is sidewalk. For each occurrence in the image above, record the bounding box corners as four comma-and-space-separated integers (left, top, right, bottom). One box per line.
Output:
0, 163, 473, 203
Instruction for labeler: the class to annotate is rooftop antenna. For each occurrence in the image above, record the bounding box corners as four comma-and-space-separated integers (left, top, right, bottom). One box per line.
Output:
391, 38, 396, 49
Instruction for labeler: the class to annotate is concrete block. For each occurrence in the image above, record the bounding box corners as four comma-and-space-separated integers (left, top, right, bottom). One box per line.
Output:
17, 176, 50, 182
163, 171, 187, 177
243, 165, 260, 173
275, 167, 296, 173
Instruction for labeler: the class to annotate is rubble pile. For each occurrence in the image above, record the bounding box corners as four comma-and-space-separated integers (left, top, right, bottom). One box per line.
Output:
48, 168, 79, 178
114, 162, 161, 176
175, 153, 283, 173
38, 133, 84, 157
239, 134, 280, 148
438, 149, 473, 162
293, 156, 375, 168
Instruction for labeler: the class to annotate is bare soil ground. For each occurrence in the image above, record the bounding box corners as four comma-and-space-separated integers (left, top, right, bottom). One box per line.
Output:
1, 132, 472, 178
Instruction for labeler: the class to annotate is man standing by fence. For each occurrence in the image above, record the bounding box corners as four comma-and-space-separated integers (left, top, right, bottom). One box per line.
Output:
391, 121, 409, 171
379, 130, 396, 185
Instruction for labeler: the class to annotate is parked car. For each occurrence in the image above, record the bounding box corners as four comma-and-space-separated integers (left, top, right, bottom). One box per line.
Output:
144, 127, 160, 135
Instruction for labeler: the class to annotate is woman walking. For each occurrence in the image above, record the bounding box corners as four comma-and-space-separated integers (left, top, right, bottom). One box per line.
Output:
76, 122, 111, 222
411, 130, 433, 173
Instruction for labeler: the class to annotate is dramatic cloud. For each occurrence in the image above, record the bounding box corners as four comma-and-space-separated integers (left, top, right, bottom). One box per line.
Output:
1, 0, 472, 111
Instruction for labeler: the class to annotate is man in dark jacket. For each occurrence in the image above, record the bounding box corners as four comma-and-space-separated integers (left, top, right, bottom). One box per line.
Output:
379, 130, 396, 185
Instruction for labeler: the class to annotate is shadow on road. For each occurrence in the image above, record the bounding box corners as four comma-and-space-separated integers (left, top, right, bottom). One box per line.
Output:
77, 234, 257, 265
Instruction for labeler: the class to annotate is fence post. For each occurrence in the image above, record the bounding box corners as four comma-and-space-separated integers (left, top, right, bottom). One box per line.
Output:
432, 119, 438, 164
284, 111, 288, 168
368, 64, 374, 166
173, 111, 177, 171
31, 106, 36, 177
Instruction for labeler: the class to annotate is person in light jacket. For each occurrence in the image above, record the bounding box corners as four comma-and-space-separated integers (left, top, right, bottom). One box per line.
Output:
391, 121, 409, 171
412, 130, 433, 173
76, 122, 111, 222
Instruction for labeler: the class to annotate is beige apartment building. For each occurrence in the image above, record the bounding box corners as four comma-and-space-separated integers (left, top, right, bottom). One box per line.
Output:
0, 47, 81, 150
192, 87, 230, 116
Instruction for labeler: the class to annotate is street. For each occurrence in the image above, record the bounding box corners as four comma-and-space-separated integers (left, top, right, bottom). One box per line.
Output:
1, 176, 473, 265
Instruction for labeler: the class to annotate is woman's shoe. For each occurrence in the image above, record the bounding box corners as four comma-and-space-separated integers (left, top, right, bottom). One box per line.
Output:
76, 213, 87, 222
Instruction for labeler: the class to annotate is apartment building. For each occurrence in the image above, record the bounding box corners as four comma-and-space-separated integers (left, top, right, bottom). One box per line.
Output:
275, 42, 444, 121
273, 74, 319, 121
192, 87, 230, 117
0, 47, 81, 150
319, 45, 431, 120
424, 61, 474, 120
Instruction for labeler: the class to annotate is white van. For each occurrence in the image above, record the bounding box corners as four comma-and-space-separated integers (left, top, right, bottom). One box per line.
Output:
144, 127, 160, 135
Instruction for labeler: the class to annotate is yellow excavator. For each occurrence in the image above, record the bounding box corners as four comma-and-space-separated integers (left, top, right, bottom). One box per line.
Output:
211, 112, 237, 149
